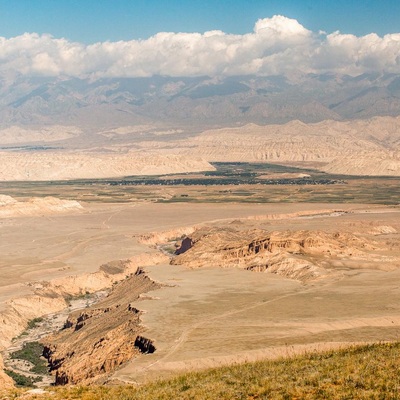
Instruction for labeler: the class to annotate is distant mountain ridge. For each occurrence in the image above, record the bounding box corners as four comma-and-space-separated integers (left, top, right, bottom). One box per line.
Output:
1, 73, 400, 129
1, 72, 399, 179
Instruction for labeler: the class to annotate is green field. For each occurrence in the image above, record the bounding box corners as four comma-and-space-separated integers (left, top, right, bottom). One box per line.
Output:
0, 162, 399, 205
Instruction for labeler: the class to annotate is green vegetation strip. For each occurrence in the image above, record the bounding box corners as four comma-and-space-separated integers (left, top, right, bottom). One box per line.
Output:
4, 370, 42, 388
6, 342, 400, 399
10, 341, 48, 375
0, 162, 399, 204
27, 317, 43, 330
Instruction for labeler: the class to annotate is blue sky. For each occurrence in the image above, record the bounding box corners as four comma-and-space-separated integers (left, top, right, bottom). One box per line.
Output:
0, 0, 399, 43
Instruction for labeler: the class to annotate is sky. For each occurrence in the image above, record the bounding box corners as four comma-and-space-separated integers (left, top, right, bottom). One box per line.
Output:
1, 0, 399, 42
0, 0, 399, 79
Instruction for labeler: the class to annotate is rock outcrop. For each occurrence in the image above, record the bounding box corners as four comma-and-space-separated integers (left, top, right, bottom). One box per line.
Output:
139, 226, 198, 246
42, 268, 161, 385
172, 228, 382, 282
0, 252, 168, 388
37, 254, 168, 299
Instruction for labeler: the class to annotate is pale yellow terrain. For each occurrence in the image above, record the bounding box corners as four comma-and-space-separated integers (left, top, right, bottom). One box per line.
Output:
0, 195, 82, 218
0, 116, 399, 180
0, 355, 13, 389
0, 113, 399, 385
137, 116, 400, 176
1, 199, 400, 387
115, 207, 400, 383
0, 202, 359, 385
323, 156, 400, 175
0, 151, 214, 181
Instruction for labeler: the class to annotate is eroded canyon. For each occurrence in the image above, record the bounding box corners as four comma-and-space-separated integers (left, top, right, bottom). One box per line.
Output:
0, 117, 399, 391
1, 192, 400, 388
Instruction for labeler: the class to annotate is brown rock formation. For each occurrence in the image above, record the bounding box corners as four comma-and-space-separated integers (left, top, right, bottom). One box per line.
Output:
42, 268, 161, 385
172, 228, 382, 282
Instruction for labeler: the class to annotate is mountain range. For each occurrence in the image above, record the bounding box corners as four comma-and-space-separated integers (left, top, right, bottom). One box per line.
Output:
1, 72, 400, 129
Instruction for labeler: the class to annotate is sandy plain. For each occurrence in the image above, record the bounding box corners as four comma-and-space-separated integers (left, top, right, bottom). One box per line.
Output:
114, 206, 400, 383
1, 201, 355, 308
1, 194, 400, 386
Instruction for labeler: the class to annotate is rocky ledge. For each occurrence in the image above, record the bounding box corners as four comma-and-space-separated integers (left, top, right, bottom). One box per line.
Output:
172, 227, 391, 282
42, 268, 160, 385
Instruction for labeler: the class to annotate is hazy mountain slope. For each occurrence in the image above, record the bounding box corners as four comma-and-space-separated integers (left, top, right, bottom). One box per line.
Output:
1, 73, 400, 128
0, 73, 399, 179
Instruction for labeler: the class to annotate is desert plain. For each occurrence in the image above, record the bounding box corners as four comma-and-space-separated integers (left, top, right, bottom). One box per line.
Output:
0, 151, 400, 390
2, 7, 400, 396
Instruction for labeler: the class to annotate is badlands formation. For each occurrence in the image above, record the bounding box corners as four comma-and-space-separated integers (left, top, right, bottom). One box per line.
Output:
1, 196, 400, 388
0, 116, 400, 391
0, 116, 399, 180
0, 152, 214, 181
137, 116, 400, 176
172, 228, 381, 281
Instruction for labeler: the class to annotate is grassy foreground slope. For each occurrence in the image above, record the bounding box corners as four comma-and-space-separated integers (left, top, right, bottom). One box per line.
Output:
5, 342, 400, 399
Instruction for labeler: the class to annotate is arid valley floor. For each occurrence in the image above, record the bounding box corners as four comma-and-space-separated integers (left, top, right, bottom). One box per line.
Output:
0, 164, 400, 395
3, 5, 400, 396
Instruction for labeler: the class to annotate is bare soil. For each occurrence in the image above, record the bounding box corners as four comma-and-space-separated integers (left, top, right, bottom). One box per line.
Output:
1, 194, 399, 387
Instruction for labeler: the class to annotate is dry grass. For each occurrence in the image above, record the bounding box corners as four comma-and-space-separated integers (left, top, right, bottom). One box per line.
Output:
3, 342, 400, 399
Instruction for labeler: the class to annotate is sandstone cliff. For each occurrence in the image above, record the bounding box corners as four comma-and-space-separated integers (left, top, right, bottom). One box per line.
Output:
0, 253, 168, 388
42, 268, 161, 385
172, 228, 387, 282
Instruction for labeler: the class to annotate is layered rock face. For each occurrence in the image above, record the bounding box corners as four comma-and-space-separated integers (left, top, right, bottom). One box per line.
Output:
0, 254, 167, 388
172, 228, 387, 282
42, 268, 161, 385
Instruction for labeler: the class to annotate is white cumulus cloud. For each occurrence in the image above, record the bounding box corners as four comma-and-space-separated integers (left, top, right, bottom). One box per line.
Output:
0, 15, 399, 78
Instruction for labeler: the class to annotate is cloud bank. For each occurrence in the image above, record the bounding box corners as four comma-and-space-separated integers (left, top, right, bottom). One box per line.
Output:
1, 15, 400, 78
